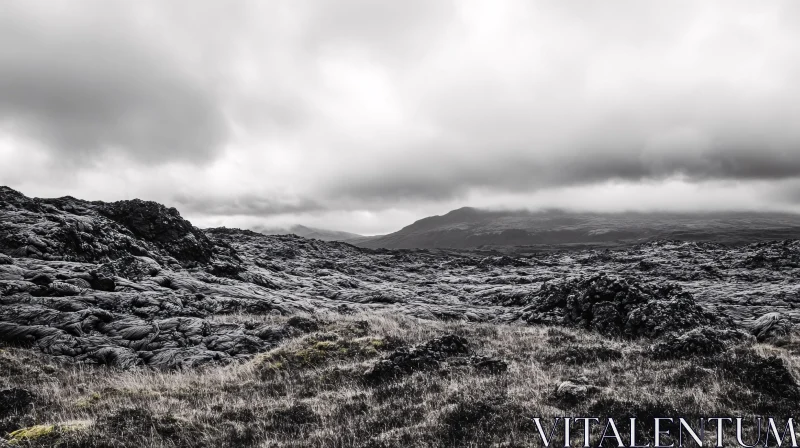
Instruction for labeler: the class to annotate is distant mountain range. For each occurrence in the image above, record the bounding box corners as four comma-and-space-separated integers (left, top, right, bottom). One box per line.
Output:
350, 207, 800, 250
254, 224, 370, 243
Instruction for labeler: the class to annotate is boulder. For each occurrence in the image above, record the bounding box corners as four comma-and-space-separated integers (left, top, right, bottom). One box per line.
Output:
363, 335, 470, 383
522, 274, 718, 338
552, 377, 601, 407
750, 312, 793, 343
97, 256, 162, 282
98, 199, 215, 265
650, 327, 752, 359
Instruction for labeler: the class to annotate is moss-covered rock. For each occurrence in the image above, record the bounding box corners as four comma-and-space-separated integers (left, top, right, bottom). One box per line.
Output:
257, 332, 391, 373
7, 421, 87, 445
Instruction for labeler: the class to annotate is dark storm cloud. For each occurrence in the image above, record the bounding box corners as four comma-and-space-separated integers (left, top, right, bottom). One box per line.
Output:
3, 0, 800, 233
329, 133, 800, 204
0, 2, 227, 164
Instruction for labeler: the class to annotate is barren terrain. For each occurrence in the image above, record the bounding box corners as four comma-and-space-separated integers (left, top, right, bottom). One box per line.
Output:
1, 186, 799, 447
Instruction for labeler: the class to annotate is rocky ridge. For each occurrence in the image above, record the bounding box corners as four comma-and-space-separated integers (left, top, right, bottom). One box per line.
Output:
0, 187, 797, 369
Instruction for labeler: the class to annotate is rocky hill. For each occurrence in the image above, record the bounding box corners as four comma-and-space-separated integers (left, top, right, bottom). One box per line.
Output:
2, 186, 800, 446
356, 207, 800, 249
0, 186, 797, 371
255, 224, 367, 242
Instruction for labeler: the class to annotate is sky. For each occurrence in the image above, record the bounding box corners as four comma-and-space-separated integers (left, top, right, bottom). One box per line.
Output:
1, 0, 800, 235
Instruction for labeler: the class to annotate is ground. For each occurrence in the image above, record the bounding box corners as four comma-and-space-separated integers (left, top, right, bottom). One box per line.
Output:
1, 312, 799, 447
2, 187, 800, 446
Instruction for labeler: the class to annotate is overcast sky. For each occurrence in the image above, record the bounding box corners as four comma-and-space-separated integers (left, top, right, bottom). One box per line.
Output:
2, 1, 800, 235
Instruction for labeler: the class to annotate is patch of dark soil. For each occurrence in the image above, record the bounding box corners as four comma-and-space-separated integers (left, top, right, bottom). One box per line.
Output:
97, 407, 207, 447
438, 398, 536, 445
543, 345, 622, 365
266, 403, 320, 436
666, 363, 714, 389
650, 327, 752, 359
363, 335, 470, 384
706, 349, 800, 414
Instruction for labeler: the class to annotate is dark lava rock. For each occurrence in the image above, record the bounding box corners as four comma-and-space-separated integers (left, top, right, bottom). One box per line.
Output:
363, 335, 470, 383
207, 261, 245, 279
522, 274, 718, 338
98, 199, 214, 266
750, 312, 793, 343
478, 256, 527, 268
0, 187, 222, 266
2, 186, 800, 373
29, 273, 53, 285
286, 316, 320, 333
89, 275, 116, 292
97, 256, 161, 281
650, 327, 752, 359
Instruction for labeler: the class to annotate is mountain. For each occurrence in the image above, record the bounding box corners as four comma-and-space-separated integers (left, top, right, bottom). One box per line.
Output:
254, 224, 368, 242
355, 207, 800, 249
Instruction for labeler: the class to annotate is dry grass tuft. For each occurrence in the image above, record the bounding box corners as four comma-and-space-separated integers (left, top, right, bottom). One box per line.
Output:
0, 312, 798, 447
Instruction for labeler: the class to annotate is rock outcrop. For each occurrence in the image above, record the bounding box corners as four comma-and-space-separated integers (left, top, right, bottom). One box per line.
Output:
0, 187, 226, 267
363, 335, 470, 383
750, 312, 793, 343
0, 187, 797, 369
649, 327, 752, 359
521, 274, 718, 338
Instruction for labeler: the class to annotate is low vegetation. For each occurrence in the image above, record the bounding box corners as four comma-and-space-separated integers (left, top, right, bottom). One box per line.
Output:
1, 312, 798, 447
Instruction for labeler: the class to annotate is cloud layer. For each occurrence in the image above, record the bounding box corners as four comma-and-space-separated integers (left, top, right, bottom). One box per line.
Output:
1, 0, 800, 234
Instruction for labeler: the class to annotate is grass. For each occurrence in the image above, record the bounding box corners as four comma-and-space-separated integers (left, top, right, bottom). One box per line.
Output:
0, 312, 798, 447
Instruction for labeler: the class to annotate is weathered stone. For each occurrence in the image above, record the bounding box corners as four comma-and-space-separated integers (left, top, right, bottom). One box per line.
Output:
364, 335, 470, 383
0, 186, 793, 373
750, 312, 793, 343
650, 327, 752, 359
552, 378, 601, 407
522, 274, 718, 338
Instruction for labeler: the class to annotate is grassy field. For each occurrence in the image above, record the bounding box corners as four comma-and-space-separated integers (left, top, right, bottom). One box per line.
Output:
1, 313, 798, 447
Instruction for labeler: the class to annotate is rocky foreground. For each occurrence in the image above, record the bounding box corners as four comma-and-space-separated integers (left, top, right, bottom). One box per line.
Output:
2, 186, 800, 446
0, 186, 797, 370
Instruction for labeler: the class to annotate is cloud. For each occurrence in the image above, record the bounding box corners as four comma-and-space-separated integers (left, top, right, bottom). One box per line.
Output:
0, 1, 228, 164
2, 0, 800, 234
172, 192, 324, 217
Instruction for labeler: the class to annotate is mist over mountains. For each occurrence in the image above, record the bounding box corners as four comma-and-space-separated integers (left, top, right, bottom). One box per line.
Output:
350, 207, 800, 250
254, 224, 366, 243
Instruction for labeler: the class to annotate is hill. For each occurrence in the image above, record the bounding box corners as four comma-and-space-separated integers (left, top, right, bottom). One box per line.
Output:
255, 224, 367, 242
356, 207, 800, 249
